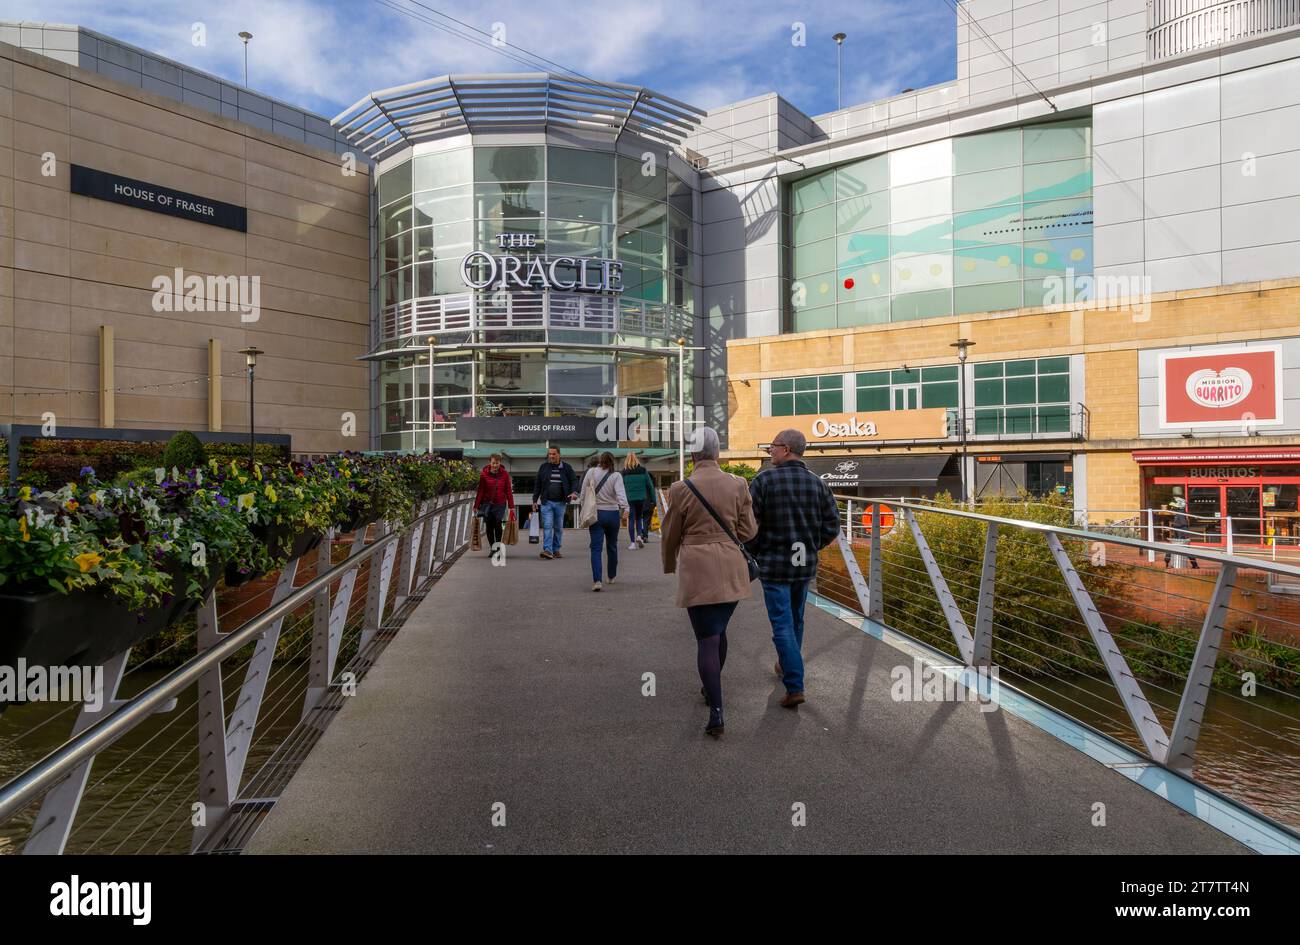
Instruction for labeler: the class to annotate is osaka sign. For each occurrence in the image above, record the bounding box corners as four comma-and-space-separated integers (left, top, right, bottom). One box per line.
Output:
461, 233, 623, 293
1158, 345, 1282, 429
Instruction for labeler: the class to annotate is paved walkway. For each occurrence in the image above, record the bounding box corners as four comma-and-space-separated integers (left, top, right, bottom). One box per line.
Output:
250, 531, 1247, 854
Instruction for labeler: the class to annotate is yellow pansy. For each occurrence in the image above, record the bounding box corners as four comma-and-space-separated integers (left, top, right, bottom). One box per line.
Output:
237, 493, 255, 511
64, 499, 79, 512
18, 486, 32, 500
254, 464, 263, 481
74, 552, 102, 572
265, 484, 278, 503
18, 517, 30, 541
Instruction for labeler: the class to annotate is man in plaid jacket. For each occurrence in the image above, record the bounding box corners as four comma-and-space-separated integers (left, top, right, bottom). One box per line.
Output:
746, 428, 842, 707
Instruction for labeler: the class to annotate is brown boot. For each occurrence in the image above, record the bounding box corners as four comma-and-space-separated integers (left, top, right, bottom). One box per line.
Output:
780, 691, 805, 709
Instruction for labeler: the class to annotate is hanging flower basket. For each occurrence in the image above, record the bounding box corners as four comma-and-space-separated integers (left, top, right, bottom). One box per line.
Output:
0, 569, 192, 675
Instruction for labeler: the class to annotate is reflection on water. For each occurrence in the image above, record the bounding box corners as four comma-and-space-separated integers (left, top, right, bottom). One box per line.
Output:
0, 664, 308, 855
1011, 673, 1300, 830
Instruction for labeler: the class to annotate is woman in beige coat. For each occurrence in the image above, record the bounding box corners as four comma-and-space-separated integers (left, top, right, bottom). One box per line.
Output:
661, 426, 758, 737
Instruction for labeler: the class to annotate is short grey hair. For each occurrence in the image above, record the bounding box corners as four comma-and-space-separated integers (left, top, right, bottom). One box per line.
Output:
689, 425, 721, 461
775, 428, 807, 455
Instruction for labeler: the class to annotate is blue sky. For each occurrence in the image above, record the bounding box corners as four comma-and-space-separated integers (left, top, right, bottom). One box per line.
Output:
7, 0, 959, 119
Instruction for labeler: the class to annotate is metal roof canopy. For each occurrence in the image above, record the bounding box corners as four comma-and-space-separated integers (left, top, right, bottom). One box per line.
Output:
333, 73, 706, 159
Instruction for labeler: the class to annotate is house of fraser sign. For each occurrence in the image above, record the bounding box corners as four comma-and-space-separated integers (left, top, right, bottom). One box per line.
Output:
460, 233, 624, 293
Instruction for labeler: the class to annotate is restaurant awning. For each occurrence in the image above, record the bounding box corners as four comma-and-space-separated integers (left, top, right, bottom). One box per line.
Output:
799, 453, 956, 488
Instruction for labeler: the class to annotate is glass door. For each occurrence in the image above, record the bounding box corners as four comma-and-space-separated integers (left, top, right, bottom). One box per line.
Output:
1187, 486, 1222, 544
892, 385, 919, 410
1226, 486, 1262, 543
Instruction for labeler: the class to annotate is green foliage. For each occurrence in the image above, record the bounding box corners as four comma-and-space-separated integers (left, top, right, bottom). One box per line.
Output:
877, 491, 1094, 675
14, 435, 289, 490
161, 430, 206, 472
684, 460, 758, 481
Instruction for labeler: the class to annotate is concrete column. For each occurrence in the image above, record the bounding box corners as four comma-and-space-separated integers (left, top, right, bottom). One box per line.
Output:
208, 339, 222, 431
98, 325, 114, 427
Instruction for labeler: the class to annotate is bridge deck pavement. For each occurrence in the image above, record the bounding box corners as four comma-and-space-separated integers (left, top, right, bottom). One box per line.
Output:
249, 531, 1246, 854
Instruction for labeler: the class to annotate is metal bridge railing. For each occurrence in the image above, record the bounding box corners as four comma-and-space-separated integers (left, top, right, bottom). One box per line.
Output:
820, 496, 1300, 834
0, 493, 476, 855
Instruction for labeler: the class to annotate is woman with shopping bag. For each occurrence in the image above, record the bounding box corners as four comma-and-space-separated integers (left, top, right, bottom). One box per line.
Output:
579, 451, 628, 591
473, 453, 515, 557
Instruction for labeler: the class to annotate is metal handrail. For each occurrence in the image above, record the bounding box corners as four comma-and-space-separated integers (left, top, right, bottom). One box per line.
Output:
840, 495, 1300, 579
0, 496, 471, 825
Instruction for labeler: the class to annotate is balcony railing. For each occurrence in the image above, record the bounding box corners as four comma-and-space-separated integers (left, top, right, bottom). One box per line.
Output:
1147, 0, 1300, 59
376, 290, 693, 351
946, 403, 1089, 441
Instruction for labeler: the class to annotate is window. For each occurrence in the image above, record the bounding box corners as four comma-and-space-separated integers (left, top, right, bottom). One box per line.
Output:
972, 357, 1071, 434
788, 118, 1093, 332
772, 375, 842, 416
474, 146, 543, 183
549, 147, 614, 187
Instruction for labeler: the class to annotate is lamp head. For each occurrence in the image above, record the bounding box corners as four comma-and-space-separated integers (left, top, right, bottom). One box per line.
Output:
238, 345, 264, 367
833, 32, 847, 44
238, 31, 253, 43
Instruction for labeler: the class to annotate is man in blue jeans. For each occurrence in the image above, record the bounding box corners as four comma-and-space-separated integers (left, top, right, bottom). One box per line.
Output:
746, 429, 841, 707
531, 446, 578, 559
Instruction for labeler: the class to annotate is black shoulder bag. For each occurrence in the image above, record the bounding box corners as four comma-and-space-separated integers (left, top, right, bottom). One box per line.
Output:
683, 479, 760, 583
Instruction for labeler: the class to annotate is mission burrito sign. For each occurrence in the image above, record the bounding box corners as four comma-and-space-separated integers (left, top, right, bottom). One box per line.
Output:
1158, 345, 1282, 429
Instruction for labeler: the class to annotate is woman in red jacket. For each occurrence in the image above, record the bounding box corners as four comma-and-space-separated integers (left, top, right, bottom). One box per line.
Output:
474, 453, 515, 554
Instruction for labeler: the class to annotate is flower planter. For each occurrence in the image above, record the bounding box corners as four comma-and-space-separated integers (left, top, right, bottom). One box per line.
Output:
0, 569, 192, 676
222, 523, 323, 587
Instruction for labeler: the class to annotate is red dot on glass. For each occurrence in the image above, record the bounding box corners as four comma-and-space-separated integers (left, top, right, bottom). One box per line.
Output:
843, 277, 855, 290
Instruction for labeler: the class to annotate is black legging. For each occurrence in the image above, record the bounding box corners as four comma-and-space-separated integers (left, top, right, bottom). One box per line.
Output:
483, 504, 506, 548
688, 601, 738, 710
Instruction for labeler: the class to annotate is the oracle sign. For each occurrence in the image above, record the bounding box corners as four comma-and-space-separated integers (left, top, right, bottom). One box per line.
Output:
1158, 345, 1282, 429
461, 233, 623, 294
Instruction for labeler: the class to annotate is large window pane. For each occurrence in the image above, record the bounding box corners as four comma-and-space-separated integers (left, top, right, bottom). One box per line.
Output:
546, 220, 612, 256
837, 191, 889, 232
955, 281, 1022, 314
838, 258, 889, 300
475, 182, 544, 220
379, 198, 411, 242
474, 146, 543, 182
619, 192, 666, 230
792, 171, 835, 212
1023, 197, 1093, 239
549, 183, 614, 223
618, 154, 666, 200
379, 160, 411, 207
892, 252, 951, 292
954, 166, 1021, 212
857, 385, 890, 411
891, 214, 952, 255
414, 149, 471, 190
549, 147, 614, 186
793, 203, 835, 242
793, 238, 835, 279
838, 298, 890, 326
1024, 118, 1090, 164
414, 184, 471, 227
793, 305, 835, 332
836, 155, 888, 197
954, 127, 1020, 174
891, 177, 952, 224
1023, 158, 1091, 201
891, 288, 951, 321
955, 245, 1021, 284
838, 227, 890, 268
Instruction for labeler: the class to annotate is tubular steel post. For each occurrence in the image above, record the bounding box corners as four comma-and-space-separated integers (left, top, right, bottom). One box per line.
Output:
1146, 508, 1156, 564
835, 499, 873, 617
867, 501, 883, 622
1043, 531, 1171, 761
972, 521, 998, 666
903, 507, 975, 665
1167, 563, 1238, 775
361, 522, 398, 652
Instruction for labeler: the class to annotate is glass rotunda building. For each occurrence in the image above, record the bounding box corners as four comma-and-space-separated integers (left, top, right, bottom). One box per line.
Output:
333, 74, 706, 477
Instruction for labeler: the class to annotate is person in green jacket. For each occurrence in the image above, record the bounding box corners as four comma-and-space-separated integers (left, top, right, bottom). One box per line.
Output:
620, 452, 657, 549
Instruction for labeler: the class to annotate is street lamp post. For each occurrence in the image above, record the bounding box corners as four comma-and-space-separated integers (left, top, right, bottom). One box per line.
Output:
238, 346, 263, 469
833, 33, 847, 111
426, 336, 435, 454
950, 338, 975, 504
238, 32, 252, 86
676, 337, 686, 481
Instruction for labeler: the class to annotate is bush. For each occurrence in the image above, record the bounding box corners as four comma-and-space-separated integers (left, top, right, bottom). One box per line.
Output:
161, 430, 206, 472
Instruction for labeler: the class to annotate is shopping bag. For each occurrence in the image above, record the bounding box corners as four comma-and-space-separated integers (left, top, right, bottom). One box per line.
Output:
528, 512, 540, 544
470, 515, 481, 551
503, 516, 519, 546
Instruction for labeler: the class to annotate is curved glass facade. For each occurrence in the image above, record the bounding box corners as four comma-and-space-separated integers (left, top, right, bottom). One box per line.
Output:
372, 142, 698, 452
788, 117, 1093, 331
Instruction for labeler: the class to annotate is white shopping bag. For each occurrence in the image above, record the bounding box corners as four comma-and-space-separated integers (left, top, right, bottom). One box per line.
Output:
528, 511, 541, 544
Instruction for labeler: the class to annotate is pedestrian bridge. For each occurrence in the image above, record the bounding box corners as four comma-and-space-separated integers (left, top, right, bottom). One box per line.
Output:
1, 497, 1297, 854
